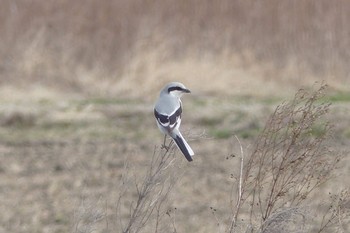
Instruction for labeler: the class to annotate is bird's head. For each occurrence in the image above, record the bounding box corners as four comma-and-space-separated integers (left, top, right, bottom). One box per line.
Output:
162, 82, 191, 98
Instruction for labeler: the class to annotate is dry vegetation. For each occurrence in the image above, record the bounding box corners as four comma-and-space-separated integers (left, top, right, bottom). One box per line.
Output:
229, 85, 346, 232
0, 1, 349, 233
1, 0, 350, 97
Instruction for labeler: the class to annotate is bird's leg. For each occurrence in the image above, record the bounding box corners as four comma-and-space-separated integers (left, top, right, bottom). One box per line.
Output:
161, 135, 169, 151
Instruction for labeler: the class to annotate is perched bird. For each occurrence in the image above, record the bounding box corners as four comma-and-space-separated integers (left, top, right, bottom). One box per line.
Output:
154, 82, 194, 162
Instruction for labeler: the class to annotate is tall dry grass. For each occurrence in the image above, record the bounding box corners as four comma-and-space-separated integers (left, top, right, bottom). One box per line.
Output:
1, 0, 349, 96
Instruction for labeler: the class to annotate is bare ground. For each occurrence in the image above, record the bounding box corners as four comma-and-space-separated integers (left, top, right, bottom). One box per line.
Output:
0, 92, 349, 233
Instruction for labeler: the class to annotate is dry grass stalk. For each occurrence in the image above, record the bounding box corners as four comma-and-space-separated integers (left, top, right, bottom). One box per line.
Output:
229, 135, 245, 232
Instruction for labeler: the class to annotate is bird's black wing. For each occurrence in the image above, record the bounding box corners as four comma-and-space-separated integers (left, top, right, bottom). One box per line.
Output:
154, 104, 182, 129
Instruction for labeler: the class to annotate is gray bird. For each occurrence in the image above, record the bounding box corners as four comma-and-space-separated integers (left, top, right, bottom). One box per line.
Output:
154, 82, 194, 161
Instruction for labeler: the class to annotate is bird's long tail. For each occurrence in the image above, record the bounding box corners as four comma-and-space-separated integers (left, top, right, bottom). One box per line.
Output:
172, 130, 194, 162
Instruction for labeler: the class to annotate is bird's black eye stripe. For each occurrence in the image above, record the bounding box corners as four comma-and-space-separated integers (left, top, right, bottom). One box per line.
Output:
168, 86, 184, 93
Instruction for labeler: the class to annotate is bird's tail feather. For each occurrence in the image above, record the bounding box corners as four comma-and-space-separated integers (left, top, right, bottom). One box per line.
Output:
172, 131, 194, 162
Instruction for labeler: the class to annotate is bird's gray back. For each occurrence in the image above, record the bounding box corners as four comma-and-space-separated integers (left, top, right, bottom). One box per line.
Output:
155, 95, 181, 115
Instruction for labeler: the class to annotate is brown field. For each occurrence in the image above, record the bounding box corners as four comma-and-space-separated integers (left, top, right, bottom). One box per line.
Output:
0, 1, 349, 232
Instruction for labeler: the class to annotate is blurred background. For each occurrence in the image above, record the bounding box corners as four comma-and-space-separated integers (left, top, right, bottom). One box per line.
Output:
1, 0, 349, 99
0, 1, 349, 232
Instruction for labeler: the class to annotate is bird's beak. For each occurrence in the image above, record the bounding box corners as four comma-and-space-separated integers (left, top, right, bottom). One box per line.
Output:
183, 88, 191, 93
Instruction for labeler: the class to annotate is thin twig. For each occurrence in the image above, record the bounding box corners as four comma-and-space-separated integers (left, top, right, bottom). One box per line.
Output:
229, 135, 244, 232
